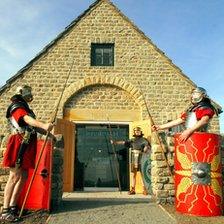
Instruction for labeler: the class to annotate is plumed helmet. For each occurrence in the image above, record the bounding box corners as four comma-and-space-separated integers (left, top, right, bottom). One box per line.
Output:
191, 87, 208, 104
16, 85, 33, 101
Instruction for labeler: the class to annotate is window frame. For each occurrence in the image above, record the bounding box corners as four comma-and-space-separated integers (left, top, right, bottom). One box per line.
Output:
91, 43, 114, 67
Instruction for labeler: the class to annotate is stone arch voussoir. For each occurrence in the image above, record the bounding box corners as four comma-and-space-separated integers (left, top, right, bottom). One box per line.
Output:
57, 75, 146, 118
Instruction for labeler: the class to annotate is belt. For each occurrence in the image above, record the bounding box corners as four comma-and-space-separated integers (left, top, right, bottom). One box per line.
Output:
11, 129, 26, 135
132, 149, 142, 154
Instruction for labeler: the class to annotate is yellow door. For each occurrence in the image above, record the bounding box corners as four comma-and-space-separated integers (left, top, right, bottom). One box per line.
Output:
129, 120, 151, 193
54, 118, 76, 192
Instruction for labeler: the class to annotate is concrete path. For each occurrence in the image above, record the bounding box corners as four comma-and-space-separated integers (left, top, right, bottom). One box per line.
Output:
47, 192, 176, 224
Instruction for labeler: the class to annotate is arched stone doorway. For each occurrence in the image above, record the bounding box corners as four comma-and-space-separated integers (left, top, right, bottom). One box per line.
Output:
55, 78, 151, 192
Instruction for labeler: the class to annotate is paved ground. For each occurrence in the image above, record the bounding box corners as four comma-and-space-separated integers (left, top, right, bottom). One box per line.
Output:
163, 205, 224, 224
46, 192, 224, 224
47, 192, 176, 224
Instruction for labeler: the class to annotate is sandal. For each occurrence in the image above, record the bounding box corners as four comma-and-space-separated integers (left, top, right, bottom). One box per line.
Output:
9, 205, 19, 216
0, 208, 20, 223
128, 187, 136, 195
142, 187, 148, 195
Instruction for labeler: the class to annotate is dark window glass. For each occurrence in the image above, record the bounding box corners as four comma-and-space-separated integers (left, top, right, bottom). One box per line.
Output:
91, 44, 114, 66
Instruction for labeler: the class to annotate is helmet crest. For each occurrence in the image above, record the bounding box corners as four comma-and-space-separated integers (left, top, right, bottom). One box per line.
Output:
16, 85, 33, 102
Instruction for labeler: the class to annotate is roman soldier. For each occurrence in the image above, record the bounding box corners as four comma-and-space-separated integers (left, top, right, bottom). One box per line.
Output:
111, 127, 151, 195
4, 85, 37, 169
152, 87, 220, 141
152, 87, 223, 216
1, 85, 54, 222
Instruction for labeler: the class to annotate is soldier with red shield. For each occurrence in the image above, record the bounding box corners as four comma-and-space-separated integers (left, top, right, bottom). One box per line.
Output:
152, 87, 223, 216
0, 85, 54, 222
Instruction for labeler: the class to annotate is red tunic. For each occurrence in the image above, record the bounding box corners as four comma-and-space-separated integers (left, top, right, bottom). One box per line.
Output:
2, 108, 37, 170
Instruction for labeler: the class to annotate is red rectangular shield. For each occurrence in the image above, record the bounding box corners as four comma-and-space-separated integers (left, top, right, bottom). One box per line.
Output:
18, 139, 52, 210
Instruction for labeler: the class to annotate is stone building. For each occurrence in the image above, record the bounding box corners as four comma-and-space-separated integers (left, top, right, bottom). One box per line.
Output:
0, 0, 222, 205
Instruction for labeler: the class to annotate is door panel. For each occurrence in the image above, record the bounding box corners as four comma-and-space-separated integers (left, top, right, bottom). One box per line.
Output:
129, 120, 151, 193
54, 118, 75, 192
75, 124, 129, 190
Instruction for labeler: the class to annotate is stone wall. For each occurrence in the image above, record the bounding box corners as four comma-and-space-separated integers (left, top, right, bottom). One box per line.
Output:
151, 132, 175, 204
0, 0, 222, 207
51, 136, 64, 210
65, 84, 139, 110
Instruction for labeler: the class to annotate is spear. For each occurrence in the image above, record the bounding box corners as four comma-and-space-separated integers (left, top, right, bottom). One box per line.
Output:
19, 58, 75, 218
107, 116, 122, 194
137, 81, 173, 178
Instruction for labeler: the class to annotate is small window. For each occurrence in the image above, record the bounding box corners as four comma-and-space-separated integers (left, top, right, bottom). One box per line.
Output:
91, 43, 114, 66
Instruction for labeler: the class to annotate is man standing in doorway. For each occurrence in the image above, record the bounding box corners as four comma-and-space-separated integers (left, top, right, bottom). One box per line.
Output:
111, 127, 151, 195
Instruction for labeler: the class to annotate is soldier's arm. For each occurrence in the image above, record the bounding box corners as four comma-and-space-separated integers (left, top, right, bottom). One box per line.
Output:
152, 118, 184, 131
35, 127, 56, 141
23, 115, 53, 132
142, 139, 151, 153
110, 140, 125, 145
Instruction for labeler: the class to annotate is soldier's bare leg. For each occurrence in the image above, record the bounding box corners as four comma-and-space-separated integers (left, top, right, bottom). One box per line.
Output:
10, 169, 27, 206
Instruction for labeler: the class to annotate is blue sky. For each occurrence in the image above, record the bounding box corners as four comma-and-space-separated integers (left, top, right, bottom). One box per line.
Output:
0, 0, 223, 132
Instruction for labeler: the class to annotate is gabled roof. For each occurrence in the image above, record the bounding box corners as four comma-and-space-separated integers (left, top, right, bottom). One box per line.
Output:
0, 0, 192, 93
0, 0, 222, 110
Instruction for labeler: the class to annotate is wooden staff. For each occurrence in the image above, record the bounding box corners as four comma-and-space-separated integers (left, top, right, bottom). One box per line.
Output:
137, 81, 173, 178
19, 58, 75, 218
107, 117, 122, 194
